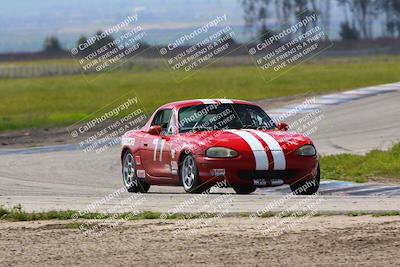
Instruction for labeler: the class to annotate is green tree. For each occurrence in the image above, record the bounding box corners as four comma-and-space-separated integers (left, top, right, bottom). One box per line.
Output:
91, 30, 115, 52
379, 0, 400, 37
77, 36, 88, 48
338, 0, 378, 39
43, 36, 63, 52
240, 0, 273, 39
339, 21, 360, 40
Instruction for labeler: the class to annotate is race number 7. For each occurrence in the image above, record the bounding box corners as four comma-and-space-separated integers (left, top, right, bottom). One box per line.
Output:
153, 138, 166, 161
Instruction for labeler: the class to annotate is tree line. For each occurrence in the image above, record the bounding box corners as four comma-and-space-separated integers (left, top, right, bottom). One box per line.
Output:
43, 30, 151, 55
240, 0, 400, 41
43, 0, 400, 53
43, 30, 116, 54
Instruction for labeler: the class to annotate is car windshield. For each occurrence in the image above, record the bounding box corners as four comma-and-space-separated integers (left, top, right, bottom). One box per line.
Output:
178, 104, 276, 133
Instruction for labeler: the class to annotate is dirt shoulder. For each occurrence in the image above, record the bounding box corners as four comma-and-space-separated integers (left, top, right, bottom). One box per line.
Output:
0, 127, 73, 148
1, 215, 399, 266
0, 126, 109, 149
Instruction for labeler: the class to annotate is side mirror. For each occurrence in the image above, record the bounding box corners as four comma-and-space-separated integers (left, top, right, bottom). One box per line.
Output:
277, 122, 289, 131
148, 125, 162, 135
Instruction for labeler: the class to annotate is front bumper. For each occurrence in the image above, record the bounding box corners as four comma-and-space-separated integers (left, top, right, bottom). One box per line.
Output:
195, 152, 318, 187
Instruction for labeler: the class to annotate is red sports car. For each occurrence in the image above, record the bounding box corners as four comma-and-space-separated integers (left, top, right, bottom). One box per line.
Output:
121, 99, 320, 195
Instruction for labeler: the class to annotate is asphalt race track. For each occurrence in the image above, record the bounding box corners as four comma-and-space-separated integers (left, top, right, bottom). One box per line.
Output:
0, 83, 399, 213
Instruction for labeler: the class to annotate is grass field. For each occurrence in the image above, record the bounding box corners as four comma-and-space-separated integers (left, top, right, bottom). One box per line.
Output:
321, 143, 400, 183
1, 56, 400, 131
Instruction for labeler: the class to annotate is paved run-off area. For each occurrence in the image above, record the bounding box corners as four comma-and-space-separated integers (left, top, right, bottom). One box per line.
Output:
1, 83, 400, 267
0, 84, 399, 213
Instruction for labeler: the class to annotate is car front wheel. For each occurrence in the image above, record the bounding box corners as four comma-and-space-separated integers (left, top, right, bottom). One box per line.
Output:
180, 153, 208, 193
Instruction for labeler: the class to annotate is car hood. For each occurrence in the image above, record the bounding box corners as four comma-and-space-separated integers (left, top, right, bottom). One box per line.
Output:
180, 129, 313, 153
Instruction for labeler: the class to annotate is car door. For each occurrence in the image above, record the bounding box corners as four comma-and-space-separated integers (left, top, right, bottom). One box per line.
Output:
160, 109, 179, 178
141, 109, 173, 178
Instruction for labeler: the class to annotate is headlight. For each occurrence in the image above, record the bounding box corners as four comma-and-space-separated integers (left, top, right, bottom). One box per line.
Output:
206, 147, 239, 158
296, 145, 316, 156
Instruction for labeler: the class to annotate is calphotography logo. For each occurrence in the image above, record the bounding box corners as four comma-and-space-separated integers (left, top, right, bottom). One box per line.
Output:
247, 9, 333, 82
70, 11, 149, 81
159, 13, 238, 81
267, 95, 327, 140
70, 187, 146, 238
250, 189, 325, 237
160, 178, 234, 237
171, 100, 237, 153
259, 193, 324, 237
67, 93, 148, 154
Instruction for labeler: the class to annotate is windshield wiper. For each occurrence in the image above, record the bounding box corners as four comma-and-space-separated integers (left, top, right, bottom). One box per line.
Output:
239, 124, 258, 129
193, 126, 213, 132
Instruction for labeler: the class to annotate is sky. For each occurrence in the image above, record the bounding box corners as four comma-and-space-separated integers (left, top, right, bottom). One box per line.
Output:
0, 0, 345, 53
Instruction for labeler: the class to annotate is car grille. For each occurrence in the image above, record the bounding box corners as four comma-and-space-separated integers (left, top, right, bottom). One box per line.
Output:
237, 170, 294, 180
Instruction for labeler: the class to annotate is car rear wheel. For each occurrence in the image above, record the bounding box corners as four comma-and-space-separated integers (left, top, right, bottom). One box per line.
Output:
290, 164, 320, 195
122, 151, 150, 193
232, 185, 257, 194
180, 154, 208, 193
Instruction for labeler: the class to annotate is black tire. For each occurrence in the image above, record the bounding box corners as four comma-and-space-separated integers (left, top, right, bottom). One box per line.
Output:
290, 164, 320, 195
122, 151, 150, 193
232, 185, 257, 194
180, 153, 208, 193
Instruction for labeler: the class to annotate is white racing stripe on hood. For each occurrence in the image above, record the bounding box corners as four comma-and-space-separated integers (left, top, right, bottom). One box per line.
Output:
198, 99, 217, 104
246, 129, 286, 170
215, 99, 234, 104
225, 130, 268, 170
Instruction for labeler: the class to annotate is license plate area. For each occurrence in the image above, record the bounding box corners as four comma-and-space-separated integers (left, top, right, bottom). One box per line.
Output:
253, 178, 284, 186
253, 179, 267, 186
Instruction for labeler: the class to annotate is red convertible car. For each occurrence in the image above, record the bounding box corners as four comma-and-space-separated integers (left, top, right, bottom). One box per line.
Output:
121, 99, 320, 195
